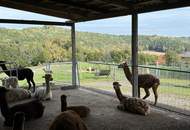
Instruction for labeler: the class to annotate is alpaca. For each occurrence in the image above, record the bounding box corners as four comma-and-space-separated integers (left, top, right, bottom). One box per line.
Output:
1, 76, 18, 88
118, 61, 160, 105
0, 87, 45, 126
6, 88, 31, 103
113, 82, 150, 116
0, 61, 35, 92
61, 94, 90, 118
49, 110, 88, 130
33, 73, 53, 100
12, 112, 25, 130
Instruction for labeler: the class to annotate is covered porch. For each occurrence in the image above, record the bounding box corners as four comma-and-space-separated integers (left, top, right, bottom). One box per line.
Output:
1, 88, 190, 130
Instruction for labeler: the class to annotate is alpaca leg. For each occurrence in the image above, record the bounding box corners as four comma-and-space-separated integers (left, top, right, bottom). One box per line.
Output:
27, 79, 32, 91
152, 85, 158, 105
31, 79, 36, 92
117, 104, 125, 111
142, 88, 150, 100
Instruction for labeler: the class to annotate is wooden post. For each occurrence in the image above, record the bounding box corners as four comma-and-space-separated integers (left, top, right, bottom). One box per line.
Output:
132, 13, 139, 97
71, 23, 78, 87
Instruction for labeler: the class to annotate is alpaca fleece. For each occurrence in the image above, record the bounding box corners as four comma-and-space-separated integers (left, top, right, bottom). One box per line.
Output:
6, 88, 31, 103
119, 61, 160, 105
0, 61, 35, 92
113, 82, 150, 116
61, 94, 90, 118
1, 76, 18, 88
0, 87, 45, 126
49, 110, 88, 130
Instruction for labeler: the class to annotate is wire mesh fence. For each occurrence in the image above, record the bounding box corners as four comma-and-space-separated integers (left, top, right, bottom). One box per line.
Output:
0, 61, 189, 115
0, 62, 73, 87
79, 62, 190, 115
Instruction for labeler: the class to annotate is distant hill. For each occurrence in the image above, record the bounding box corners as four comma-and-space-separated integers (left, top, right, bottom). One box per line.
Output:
0, 26, 189, 66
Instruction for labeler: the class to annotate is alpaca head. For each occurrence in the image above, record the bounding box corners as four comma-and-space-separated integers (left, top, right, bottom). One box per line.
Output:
0, 61, 6, 66
0, 61, 6, 63
118, 61, 128, 68
61, 94, 67, 101
113, 82, 122, 90
42, 74, 53, 82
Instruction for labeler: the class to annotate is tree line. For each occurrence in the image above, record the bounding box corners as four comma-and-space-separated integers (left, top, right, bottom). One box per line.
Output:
0, 26, 189, 67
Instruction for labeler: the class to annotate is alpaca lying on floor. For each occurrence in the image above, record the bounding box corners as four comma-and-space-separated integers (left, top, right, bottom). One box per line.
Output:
6, 88, 31, 103
49, 110, 88, 130
113, 82, 150, 116
0, 87, 45, 126
61, 94, 90, 118
33, 74, 53, 100
1, 76, 18, 88
12, 112, 25, 130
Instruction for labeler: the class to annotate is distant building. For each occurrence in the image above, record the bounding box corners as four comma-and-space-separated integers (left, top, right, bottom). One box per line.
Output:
180, 51, 190, 64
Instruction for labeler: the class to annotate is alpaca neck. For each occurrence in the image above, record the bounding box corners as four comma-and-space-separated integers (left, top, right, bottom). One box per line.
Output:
0, 95, 10, 118
123, 66, 132, 84
0, 64, 11, 76
61, 96, 67, 112
12, 113, 25, 130
45, 80, 50, 95
114, 87, 126, 103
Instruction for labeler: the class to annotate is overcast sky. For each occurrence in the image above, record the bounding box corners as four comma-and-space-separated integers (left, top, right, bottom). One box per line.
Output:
0, 6, 190, 37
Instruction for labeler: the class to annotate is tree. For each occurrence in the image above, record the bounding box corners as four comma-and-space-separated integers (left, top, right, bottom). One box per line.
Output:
165, 50, 180, 66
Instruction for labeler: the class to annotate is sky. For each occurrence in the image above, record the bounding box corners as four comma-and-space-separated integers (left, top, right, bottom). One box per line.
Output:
0, 6, 190, 37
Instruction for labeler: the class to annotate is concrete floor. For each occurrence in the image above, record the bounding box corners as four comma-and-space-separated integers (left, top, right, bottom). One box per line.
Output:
1, 88, 190, 130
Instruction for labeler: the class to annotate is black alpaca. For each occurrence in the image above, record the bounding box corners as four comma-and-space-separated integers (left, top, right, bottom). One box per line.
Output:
0, 87, 45, 126
0, 61, 35, 92
12, 112, 25, 130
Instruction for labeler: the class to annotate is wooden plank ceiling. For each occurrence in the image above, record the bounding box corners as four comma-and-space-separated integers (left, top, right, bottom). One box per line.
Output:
0, 0, 189, 22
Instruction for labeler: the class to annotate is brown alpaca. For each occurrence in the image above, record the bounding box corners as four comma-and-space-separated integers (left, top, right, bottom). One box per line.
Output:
113, 82, 150, 116
118, 61, 160, 105
61, 95, 90, 118
49, 110, 88, 130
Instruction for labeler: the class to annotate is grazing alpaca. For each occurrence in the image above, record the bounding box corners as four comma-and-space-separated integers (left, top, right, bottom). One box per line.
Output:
0, 87, 45, 126
1, 76, 18, 88
6, 88, 31, 103
61, 94, 90, 118
12, 112, 25, 130
0, 61, 35, 92
49, 110, 88, 130
33, 73, 53, 100
113, 82, 150, 116
118, 61, 160, 105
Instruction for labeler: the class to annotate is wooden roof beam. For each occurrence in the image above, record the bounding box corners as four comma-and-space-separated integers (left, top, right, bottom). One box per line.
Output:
77, 0, 190, 22
100, 0, 153, 8
50, 0, 108, 13
0, 0, 86, 21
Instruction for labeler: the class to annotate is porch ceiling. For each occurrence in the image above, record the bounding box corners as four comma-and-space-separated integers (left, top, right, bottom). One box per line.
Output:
0, 0, 189, 22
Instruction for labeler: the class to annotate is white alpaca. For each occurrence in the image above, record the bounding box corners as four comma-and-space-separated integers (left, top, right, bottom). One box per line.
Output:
5, 88, 31, 103
34, 74, 53, 100
1, 76, 18, 88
